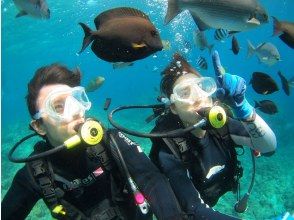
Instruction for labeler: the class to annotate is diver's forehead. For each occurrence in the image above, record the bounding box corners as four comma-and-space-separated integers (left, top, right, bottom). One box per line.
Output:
36, 84, 71, 109
174, 73, 199, 86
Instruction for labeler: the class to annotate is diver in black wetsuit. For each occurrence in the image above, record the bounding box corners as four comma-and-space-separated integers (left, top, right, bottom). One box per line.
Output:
1, 64, 183, 220
149, 51, 277, 219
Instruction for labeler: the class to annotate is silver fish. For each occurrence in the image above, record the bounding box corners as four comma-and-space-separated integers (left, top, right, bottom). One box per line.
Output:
13, 0, 50, 19
165, 0, 268, 31
193, 30, 213, 53
247, 41, 281, 66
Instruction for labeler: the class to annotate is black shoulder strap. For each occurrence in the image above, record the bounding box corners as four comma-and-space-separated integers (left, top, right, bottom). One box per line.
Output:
162, 138, 181, 159
27, 159, 59, 206
27, 158, 85, 219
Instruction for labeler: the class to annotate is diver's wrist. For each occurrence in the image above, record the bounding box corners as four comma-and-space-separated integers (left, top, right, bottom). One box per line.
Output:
233, 98, 254, 120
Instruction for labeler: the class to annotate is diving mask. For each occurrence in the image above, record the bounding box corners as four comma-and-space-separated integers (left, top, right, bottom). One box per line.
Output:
170, 77, 217, 105
33, 86, 91, 122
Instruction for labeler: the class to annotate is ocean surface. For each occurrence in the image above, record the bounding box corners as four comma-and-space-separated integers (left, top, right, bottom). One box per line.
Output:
1, 0, 294, 219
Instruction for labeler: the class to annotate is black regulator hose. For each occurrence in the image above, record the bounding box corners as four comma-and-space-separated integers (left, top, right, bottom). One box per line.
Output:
8, 134, 67, 163
8, 118, 104, 163
108, 104, 226, 138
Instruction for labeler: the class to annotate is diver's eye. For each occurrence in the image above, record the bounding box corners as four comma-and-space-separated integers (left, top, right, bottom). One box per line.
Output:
151, 30, 158, 37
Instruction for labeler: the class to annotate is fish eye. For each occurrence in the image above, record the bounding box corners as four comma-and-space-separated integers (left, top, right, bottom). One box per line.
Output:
151, 30, 158, 37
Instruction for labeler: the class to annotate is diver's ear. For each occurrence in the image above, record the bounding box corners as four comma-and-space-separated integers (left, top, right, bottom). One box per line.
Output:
170, 104, 178, 115
30, 120, 46, 136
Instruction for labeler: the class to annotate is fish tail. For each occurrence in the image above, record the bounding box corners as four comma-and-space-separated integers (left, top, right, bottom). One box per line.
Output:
78, 22, 94, 54
272, 16, 282, 36
165, 0, 180, 25
247, 40, 255, 58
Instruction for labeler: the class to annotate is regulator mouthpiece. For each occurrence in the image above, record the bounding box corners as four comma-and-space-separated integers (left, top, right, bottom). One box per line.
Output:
198, 106, 227, 129
64, 118, 104, 149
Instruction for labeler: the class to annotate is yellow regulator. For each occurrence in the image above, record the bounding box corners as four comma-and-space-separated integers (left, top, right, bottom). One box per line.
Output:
80, 119, 104, 146
208, 106, 227, 129
64, 119, 104, 149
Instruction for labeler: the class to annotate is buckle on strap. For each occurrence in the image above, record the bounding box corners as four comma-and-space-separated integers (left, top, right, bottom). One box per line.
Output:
31, 160, 46, 176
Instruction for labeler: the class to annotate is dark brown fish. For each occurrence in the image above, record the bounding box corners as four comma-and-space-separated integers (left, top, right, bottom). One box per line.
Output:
254, 100, 278, 115
277, 71, 290, 96
250, 72, 279, 95
231, 35, 240, 55
79, 7, 163, 62
273, 17, 294, 49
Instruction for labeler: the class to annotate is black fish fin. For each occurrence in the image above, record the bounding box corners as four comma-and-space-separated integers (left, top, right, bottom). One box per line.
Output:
36, 0, 41, 8
279, 34, 294, 49
254, 100, 260, 108
272, 16, 282, 36
94, 7, 150, 30
16, 10, 28, 18
191, 15, 210, 31
78, 23, 95, 54
165, 0, 181, 25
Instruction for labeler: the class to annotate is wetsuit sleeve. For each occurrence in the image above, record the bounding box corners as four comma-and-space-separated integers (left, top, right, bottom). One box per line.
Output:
1, 166, 40, 220
227, 113, 277, 155
107, 129, 184, 220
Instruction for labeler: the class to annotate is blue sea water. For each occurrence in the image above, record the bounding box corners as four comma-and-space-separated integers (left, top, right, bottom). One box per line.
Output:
1, 0, 294, 219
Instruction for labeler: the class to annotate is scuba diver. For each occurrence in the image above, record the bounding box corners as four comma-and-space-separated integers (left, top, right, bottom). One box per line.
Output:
147, 51, 277, 219
1, 64, 184, 220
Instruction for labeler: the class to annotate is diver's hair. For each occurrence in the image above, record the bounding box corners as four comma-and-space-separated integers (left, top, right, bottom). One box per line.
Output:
26, 63, 81, 117
160, 53, 202, 98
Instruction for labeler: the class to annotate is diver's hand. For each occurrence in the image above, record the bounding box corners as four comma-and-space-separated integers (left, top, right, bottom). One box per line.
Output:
212, 50, 253, 119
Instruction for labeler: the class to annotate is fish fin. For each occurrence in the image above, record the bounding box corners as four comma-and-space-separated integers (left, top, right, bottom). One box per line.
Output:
36, 0, 41, 8
132, 43, 147, 49
254, 100, 260, 108
207, 44, 214, 54
94, 7, 150, 29
249, 78, 252, 85
16, 10, 28, 18
78, 23, 94, 54
162, 53, 201, 77
192, 15, 210, 31
247, 40, 255, 58
165, 0, 180, 24
278, 34, 294, 49
263, 91, 268, 95
272, 16, 282, 36
247, 17, 261, 25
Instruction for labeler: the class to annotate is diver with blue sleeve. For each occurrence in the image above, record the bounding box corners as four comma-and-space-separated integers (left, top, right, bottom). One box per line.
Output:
106, 51, 277, 219
145, 51, 277, 219
212, 50, 277, 155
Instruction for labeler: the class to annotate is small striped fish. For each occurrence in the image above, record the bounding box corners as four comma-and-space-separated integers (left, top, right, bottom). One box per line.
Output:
196, 56, 208, 70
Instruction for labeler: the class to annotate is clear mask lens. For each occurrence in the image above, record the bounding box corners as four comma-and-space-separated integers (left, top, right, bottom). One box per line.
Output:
34, 86, 91, 122
171, 77, 216, 105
